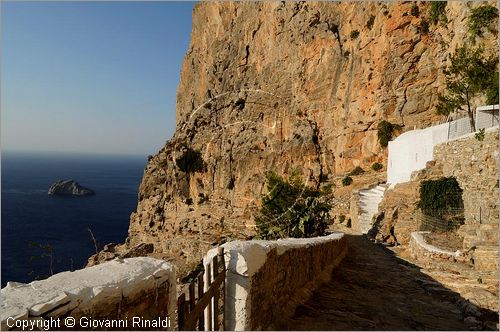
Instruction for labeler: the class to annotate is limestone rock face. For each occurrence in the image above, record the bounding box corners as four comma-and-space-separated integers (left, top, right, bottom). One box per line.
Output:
48, 180, 94, 196
103, 2, 498, 273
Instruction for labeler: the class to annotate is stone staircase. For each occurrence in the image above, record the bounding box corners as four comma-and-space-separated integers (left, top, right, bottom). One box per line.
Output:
357, 184, 388, 234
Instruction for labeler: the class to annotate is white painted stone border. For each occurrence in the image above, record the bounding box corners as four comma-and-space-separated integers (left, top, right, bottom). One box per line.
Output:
203, 233, 345, 331
410, 231, 462, 257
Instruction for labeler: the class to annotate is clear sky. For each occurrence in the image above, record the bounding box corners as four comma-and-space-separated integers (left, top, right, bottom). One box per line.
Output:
1, 1, 195, 156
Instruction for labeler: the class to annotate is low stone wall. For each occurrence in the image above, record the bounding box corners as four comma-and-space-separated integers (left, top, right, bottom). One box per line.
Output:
204, 233, 347, 331
1, 257, 176, 331
409, 231, 465, 262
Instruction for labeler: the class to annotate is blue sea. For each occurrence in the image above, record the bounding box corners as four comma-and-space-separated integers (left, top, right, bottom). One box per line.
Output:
1, 152, 147, 287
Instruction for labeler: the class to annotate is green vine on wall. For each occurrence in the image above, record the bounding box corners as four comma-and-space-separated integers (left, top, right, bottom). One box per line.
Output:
418, 177, 463, 215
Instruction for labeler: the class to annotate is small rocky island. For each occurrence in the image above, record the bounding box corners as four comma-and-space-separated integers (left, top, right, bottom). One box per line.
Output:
48, 179, 95, 196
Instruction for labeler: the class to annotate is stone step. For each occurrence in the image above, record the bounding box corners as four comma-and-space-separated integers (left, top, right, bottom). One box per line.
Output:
360, 201, 382, 207
356, 183, 387, 234
359, 192, 384, 198
360, 196, 382, 200
359, 206, 380, 213
360, 196, 383, 202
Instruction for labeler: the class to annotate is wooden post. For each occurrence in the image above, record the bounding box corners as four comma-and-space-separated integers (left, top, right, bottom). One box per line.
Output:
206, 262, 213, 331
212, 255, 219, 331
178, 293, 186, 331
198, 273, 205, 330
189, 282, 196, 329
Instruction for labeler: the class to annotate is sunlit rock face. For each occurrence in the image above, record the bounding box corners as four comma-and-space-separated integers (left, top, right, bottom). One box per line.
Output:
92, 2, 498, 274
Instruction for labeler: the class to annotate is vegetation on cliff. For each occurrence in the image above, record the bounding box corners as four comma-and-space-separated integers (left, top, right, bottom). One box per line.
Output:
467, 4, 499, 38
348, 166, 365, 176
377, 120, 400, 148
371, 162, 383, 172
341, 176, 353, 187
429, 1, 448, 25
255, 172, 332, 240
175, 146, 205, 173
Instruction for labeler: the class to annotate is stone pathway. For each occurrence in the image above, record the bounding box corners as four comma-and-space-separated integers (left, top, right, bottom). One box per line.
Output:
282, 233, 487, 331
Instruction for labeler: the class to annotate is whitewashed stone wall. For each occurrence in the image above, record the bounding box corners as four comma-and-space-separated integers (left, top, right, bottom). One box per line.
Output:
1, 257, 176, 331
203, 233, 347, 331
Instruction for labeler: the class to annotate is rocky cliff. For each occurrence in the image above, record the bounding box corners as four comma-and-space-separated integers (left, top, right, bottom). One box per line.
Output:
90, 1, 498, 274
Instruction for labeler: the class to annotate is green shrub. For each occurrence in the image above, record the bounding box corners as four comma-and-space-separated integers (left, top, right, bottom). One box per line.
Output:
349, 166, 365, 176
418, 177, 464, 232
377, 120, 400, 148
429, 1, 447, 25
418, 177, 463, 215
350, 30, 360, 39
343, 50, 351, 57
338, 215, 346, 223
371, 162, 383, 171
342, 176, 353, 186
475, 128, 486, 141
419, 19, 430, 34
411, 4, 420, 17
366, 15, 376, 30
175, 147, 205, 173
254, 171, 332, 240
346, 218, 352, 228
468, 5, 498, 37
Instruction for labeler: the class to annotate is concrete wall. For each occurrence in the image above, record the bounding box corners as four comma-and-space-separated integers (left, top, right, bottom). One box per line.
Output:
476, 105, 499, 130
1, 257, 176, 331
387, 105, 499, 187
388, 122, 450, 186
203, 233, 347, 331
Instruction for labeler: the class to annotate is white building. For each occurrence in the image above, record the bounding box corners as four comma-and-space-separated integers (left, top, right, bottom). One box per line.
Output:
387, 105, 499, 187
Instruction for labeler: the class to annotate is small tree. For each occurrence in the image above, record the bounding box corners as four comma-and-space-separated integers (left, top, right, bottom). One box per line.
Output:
436, 45, 498, 131
254, 171, 331, 240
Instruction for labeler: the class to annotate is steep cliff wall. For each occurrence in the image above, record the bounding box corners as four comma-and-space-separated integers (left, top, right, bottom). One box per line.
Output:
96, 2, 498, 273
